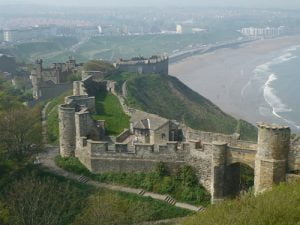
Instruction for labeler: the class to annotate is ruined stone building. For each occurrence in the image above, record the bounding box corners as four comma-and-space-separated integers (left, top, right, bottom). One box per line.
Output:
58, 74, 300, 204
114, 55, 169, 75
30, 57, 82, 100
130, 112, 181, 145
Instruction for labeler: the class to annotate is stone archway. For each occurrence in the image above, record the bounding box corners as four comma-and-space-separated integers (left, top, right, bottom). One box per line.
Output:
210, 123, 291, 204
224, 163, 254, 198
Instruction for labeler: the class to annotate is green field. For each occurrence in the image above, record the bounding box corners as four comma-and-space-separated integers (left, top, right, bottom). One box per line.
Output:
92, 89, 130, 136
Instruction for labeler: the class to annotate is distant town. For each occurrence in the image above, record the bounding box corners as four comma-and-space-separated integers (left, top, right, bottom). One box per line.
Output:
1, 7, 300, 44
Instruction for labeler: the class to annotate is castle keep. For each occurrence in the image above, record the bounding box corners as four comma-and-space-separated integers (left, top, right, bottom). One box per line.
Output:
58, 73, 300, 204
30, 57, 81, 100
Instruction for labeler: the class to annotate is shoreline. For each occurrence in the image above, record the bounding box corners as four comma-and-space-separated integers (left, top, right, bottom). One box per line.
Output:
170, 35, 300, 130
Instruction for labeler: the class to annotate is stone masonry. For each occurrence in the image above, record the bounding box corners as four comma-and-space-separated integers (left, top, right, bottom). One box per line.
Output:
114, 55, 169, 75
58, 74, 300, 204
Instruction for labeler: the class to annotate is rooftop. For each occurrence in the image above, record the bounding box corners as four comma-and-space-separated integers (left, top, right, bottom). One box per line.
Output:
131, 110, 169, 131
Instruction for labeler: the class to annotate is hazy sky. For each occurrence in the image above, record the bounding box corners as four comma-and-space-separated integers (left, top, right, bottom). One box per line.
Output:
1, 0, 300, 9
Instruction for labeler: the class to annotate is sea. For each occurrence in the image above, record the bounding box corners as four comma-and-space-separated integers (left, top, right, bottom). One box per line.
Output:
253, 45, 300, 132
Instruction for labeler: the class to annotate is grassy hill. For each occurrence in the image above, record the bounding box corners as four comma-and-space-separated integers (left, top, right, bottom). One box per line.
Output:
181, 181, 300, 225
107, 72, 257, 141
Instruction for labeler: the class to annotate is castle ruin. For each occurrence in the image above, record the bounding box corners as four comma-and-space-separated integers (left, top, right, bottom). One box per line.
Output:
30, 57, 82, 100
58, 74, 300, 204
114, 55, 169, 75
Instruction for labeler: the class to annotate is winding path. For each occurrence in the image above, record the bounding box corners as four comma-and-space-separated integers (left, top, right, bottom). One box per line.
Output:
39, 147, 204, 212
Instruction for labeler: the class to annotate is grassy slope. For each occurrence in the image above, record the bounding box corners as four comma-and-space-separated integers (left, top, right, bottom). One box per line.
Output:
46, 89, 72, 143
182, 181, 300, 225
108, 73, 257, 141
92, 89, 130, 136
0, 163, 190, 225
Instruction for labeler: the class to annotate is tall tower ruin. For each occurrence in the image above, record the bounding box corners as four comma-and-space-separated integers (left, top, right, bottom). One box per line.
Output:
58, 105, 76, 157
254, 123, 291, 194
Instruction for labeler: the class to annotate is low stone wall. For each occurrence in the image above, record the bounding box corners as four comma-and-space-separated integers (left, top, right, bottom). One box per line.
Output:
77, 150, 185, 174
186, 128, 239, 144
115, 57, 168, 75
286, 174, 300, 182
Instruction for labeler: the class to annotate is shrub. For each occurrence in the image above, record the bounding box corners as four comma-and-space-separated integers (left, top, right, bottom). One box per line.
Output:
55, 157, 211, 206
55, 156, 92, 177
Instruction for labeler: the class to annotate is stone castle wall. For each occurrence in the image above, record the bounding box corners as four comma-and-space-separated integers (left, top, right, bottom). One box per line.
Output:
114, 56, 169, 75
58, 74, 300, 203
34, 82, 72, 101
185, 127, 240, 144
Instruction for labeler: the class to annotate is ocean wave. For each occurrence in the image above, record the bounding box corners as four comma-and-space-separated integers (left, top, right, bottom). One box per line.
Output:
252, 47, 300, 130
263, 73, 292, 116
263, 73, 300, 129
285, 45, 300, 52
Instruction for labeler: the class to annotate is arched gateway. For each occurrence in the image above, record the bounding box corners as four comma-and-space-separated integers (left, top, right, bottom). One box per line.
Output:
59, 78, 299, 204
211, 123, 290, 203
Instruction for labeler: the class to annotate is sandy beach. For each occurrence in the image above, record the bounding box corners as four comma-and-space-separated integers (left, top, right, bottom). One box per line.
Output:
170, 36, 300, 126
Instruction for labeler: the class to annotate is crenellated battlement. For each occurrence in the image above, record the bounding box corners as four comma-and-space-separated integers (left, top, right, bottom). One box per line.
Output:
58, 69, 300, 204
114, 55, 169, 75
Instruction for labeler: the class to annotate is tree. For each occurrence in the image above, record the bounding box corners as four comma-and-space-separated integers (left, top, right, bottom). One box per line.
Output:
0, 107, 43, 161
6, 174, 81, 225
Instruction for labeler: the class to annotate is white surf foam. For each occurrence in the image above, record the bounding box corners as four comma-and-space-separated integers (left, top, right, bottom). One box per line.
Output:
263, 73, 292, 117
250, 46, 300, 130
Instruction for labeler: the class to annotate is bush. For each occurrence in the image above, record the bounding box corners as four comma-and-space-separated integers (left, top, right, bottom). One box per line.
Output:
3, 173, 85, 225
55, 156, 92, 177
55, 157, 211, 206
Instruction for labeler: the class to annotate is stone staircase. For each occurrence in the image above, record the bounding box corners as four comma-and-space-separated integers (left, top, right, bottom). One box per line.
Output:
78, 175, 89, 184
139, 189, 146, 195
164, 195, 177, 206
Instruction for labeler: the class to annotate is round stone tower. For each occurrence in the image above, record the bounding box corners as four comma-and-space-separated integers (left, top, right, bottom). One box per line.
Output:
254, 123, 290, 194
211, 142, 227, 204
59, 105, 76, 157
